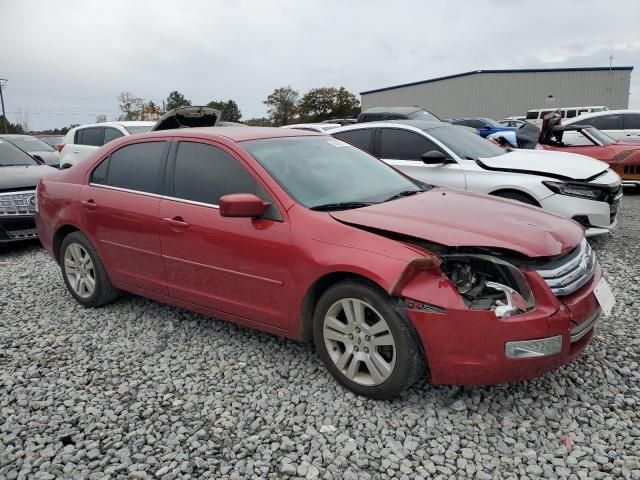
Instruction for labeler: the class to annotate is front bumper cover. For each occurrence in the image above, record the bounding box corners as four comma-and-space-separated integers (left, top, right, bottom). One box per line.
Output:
404, 265, 602, 385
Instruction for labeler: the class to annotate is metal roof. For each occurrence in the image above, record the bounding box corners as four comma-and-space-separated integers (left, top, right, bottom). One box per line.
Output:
360, 66, 635, 95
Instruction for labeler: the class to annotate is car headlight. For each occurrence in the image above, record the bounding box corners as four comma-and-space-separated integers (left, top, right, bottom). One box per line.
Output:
543, 181, 603, 200
441, 254, 534, 318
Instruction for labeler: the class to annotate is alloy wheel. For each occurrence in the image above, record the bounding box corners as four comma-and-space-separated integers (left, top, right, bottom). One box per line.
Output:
323, 298, 396, 386
64, 243, 96, 299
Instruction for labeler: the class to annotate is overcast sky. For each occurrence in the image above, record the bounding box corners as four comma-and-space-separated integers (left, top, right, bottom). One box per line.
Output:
2, 0, 639, 130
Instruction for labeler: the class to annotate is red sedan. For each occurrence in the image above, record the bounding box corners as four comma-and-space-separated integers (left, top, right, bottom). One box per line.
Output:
35, 127, 612, 398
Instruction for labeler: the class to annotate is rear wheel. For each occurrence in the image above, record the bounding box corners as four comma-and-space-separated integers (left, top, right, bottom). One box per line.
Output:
60, 231, 119, 307
313, 280, 425, 399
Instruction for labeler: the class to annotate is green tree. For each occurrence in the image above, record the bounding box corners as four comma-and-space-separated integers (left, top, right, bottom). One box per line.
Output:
206, 99, 242, 122
165, 90, 191, 111
298, 87, 360, 122
0, 116, 25, 134
117, 91, 143, 120
264, 86, 299, 126
332, 87, 360, 118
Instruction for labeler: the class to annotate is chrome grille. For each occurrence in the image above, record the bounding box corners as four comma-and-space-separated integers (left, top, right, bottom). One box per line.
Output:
0, 190, 37, 216
535, 239, 597, 297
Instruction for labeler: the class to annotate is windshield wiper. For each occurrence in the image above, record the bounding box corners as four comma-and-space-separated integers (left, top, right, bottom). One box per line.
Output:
310, 201, 375, 211
383, 189, 423, 203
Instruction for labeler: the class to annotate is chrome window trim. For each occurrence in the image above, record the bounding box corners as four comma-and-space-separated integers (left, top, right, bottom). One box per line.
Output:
89, 183, 220, 209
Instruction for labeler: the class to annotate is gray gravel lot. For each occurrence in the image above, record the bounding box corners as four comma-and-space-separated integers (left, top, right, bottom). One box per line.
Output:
1, 193, 639, 480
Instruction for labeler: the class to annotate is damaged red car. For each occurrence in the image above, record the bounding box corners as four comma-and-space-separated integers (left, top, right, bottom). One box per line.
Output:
35, 127, 614, 398
538, 113, 640, 187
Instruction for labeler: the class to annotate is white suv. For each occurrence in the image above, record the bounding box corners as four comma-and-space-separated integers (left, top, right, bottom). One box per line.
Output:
330, 120, 622, 237
59, 121, 156, 168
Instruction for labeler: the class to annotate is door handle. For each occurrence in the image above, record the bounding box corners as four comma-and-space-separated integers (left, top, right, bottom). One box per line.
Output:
162, 217, 190, 229
81, 200, 98, 210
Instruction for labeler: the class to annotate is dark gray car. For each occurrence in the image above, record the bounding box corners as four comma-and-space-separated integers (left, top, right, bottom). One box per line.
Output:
1, 134, 60, 167
0, 138, 57, 243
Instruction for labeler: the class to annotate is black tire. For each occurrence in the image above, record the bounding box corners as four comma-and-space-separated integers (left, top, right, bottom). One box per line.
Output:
493, 190, 540, 207
59, 231, 119, 307
313, 279, 425, 399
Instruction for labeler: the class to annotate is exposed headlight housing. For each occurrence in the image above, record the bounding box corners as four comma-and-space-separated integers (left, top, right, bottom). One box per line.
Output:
543, 181, 603, 200
441, 254, 535, 318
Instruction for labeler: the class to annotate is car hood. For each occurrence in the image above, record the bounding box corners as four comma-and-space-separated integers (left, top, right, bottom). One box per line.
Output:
330, 188, 583, 258
478, 150, 608, 181
0, 164, 58, 190
151, 106, 221, 131
31, 151, 60, 166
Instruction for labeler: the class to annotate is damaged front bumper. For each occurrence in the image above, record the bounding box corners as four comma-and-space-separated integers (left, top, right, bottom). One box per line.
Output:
401, 265, 602, 385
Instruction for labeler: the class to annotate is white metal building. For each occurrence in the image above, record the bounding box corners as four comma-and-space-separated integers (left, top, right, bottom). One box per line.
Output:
360, 67, 633, 120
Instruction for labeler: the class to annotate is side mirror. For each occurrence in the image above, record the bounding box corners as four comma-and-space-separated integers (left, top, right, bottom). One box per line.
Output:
219, 193, 270, 218
421, 150, 452, 164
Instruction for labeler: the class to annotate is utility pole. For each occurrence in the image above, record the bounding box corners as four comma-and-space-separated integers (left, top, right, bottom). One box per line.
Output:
0, 78, 7, 134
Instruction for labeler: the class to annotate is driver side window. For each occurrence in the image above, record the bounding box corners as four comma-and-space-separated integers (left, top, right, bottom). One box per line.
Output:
171, 141, 281, 220
379, 128, 445, 161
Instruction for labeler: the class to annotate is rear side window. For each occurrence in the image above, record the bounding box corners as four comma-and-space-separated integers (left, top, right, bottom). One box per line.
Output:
91, 141, 167, 194
586, 114, 623, 130
103, 127, 124, 144
623, 113, 640, 130
76, 127, 104, 146
566, 110, 577, 118
379, 128, 442, 160
332, 129, 374, 153
464, 119, 487, 129
525, 111, 538, 120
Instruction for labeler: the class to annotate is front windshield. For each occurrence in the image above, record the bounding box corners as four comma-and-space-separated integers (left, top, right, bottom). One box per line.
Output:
427, 126, 506, 159
407, 110, 441, 122
123, 125, 153, 134
583, 127, 615, 146
7, 136, 55, 152
0, 139, 39, 166
242, 137, 423, 209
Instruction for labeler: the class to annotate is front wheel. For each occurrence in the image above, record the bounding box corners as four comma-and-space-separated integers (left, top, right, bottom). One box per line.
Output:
313, 280, 425, 399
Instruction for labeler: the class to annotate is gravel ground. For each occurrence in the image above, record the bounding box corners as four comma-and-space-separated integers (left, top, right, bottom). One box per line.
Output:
1, 192, 639, 480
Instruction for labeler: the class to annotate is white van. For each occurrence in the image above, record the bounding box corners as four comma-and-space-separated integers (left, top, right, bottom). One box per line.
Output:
525, 106, 608, 127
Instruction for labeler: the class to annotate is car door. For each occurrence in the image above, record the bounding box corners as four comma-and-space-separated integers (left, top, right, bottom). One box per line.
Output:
81, 140, 170, 295
377, 127, 466, 189
69, 127, 104, 165
158, 140, 292, 329
622, 113, 640, 139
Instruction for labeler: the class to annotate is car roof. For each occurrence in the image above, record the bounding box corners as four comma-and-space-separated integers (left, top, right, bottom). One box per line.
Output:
330, 120, 452, 133
137, 126, 324, 142
564, 109, 640, 123
0, 134, 34, 139
73, 120, 156, 130
361, 107, 423, 115
527, 106, 607, 112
